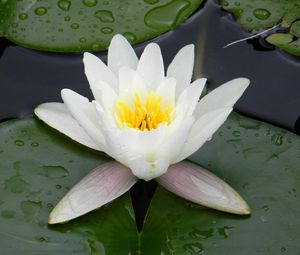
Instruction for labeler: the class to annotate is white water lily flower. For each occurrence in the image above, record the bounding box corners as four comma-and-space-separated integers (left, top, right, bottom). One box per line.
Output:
35, 34, 250, 224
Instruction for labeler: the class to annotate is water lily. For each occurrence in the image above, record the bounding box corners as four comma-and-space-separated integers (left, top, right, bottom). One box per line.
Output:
35, 34, 250, 224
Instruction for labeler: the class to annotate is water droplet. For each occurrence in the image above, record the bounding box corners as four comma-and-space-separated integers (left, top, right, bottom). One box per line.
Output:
71, 23, 80, 29
64, 15, 71, 21
246, 17, 253, 22
37, 236, 47, 242
56, 184, 62, 189
83, 0, 98, 7
21, 200, 42, 222
103, 0, 109, 5
1, 210, 16, 219
11, 22, 18, 28
14, 140, 24, 146
39, 165, 69, 178
123, 31, 136, 42
253, 8, 271, 20
101, 27, 113, 34
57, 0, 71, 11
94, 10, 114, 23
262, 205, 269, 211
218, 226, 233, 238
189, 228, 214, 239
234, 1, 240, 6
4, 176, 29, 194
232, 130, 241, 137
79, 37, 87, 43
281, 247, 287, 252
34, 7, 48, 16
144, 0, 159, 4
145, 0, 190, 29
19, 13, 28, 20
271, 133, 283, 146
183, 243, 203, 254
92, 43, 101, 50
31, 142, 39, 147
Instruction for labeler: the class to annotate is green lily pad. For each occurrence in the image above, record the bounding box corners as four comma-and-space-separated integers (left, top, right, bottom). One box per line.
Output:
220, 0, 300, 56
0, 117, 138, 254
0, 0, 203, 52
1, 112, 300, 254
142, 112, 300, 254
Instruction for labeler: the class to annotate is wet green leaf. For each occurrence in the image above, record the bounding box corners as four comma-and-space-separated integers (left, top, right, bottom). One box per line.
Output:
0, 0, 203, 52
142, 112, 300, 254
220, 0, 300, 56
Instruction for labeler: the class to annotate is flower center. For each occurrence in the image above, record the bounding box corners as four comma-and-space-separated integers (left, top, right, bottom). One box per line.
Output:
115, 92, 173, 131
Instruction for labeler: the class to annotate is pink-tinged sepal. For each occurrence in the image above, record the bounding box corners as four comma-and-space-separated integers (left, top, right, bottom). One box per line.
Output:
157, 162, 250, 215
49, 161, 137, 224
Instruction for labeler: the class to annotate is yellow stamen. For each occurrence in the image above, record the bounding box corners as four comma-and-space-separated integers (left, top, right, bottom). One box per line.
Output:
115, 92, 173, 131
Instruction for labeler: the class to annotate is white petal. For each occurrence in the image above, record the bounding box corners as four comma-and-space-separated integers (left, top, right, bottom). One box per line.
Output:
157, 162, 250, 215
176, 78, 206, 116
34, 103, 101, 151
194, 78, 250, 118
83, 52, 118, 93
175, 107, 232, 162
49, 162, 137, 224
167, 44, 195, 98
137, 43, 164, 91
108, 34, 138, 75
103, 124, 166, 166
92, 80, 118, 113
118, 66, 147, 104
129, 157, 169, 181
155, 77, 176, 108
159, 114, 195, 163
61, 89, 106, 149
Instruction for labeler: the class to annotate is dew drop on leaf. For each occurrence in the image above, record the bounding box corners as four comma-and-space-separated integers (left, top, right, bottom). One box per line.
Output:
253, 8, 271, 20
271, 133, 283, 146
83, 0, 98, 7
57, 0, 71, 11
123, 31, 136, 42
18, 13, 28, 20
70, 23, 80, 29
79, 37, 87, 42
14, 140, 24, 146
34, 7, 48, 16
94, 10, 115, 23
101, 27, 113, 34
64, 15, 71, 22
